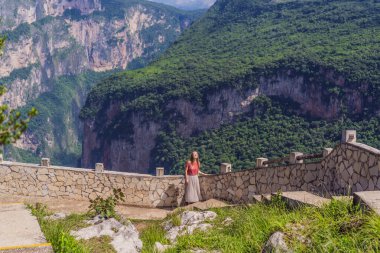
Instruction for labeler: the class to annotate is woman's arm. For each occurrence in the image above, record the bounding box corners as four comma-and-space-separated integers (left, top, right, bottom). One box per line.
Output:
198, 170, 209, 176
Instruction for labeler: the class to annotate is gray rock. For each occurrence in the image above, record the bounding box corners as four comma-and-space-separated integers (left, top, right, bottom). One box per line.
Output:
164, 211, 217, 243
44, 212, 66, 220
154, 242, 172, 253
71, 218, 142, 253
221, 217, 233, 226
262, 232, 292, 253
190, 249, 221, 253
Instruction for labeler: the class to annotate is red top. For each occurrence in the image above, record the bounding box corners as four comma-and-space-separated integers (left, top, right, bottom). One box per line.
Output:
186, 161, 199, 176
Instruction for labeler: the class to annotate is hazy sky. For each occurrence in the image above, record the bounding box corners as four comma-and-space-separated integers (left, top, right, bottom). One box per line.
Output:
149, 0, 216, 10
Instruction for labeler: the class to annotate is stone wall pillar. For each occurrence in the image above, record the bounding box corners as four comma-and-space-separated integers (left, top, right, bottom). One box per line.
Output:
156, 167, 164, 176
342, 130, 357, 143
40, 158, 50, 167
256, 158, 268, 167
95, 163, 104, 173
220, 163, 232, 174
323, 148, 333, 158
289, 152, 303, 164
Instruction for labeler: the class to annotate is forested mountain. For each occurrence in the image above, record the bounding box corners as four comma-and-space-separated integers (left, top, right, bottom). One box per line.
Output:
0, 0, 202, 165
81, 0, 380, 174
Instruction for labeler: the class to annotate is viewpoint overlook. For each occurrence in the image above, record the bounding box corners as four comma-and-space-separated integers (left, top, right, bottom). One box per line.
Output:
0, 0, 379, 252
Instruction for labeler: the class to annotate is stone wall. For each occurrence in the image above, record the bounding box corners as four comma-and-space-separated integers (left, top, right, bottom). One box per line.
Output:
200, 142, 380, 203
0, 138, 379, 207
0, 162, 184, 207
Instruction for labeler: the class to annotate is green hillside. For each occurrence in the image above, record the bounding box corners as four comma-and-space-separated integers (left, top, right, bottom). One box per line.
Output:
81, 0, 380, 173
82, 0, 380, 119
153, 97, 380, 174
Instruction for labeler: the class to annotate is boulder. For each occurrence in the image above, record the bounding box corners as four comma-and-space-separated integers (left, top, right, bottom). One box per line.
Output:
164, 211, 217, 243
262, 232, 292, 253
154, 242, 172, 253
71, 218, 142, 253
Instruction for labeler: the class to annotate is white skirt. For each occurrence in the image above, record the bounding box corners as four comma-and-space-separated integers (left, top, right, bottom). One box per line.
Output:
185, 175, 202, 203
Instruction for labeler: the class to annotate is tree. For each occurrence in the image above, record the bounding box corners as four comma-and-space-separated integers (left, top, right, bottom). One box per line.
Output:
0, 35, 38, 147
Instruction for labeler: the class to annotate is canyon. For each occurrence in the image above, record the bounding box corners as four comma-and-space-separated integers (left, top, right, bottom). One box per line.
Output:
0, 0, 201, 164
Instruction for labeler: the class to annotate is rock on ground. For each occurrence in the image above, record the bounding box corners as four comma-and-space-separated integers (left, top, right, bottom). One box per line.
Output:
190, 249, 221, 253
44, 212, 67, 220
262, 232, 292, 253
70, 218, 142, 253
154, 242, 173, 253
164, 211, 217, 243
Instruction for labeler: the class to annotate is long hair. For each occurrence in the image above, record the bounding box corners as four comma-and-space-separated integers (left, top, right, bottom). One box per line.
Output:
189, 151, 201, 168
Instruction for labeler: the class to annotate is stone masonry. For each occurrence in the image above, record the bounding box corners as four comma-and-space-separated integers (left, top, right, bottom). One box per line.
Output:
200, 142, 380, 203
0, 135, 379, 207
0, 163, 184, 207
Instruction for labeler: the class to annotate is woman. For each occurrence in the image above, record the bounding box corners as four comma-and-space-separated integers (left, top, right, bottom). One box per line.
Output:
185, 151, 207, 204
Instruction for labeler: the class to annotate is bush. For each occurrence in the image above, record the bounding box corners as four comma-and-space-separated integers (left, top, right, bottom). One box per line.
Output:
88, 188, 126, 219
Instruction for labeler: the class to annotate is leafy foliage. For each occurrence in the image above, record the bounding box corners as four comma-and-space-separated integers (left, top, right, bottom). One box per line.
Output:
88, 188, 126, 219
0, 37, 38, 148
0, 91, 36, 146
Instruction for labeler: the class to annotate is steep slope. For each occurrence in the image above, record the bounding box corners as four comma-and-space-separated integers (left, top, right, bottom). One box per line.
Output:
0, 0, 202, 165
81, 0, 380, 173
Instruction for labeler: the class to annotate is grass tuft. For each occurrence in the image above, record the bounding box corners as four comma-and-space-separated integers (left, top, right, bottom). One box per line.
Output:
28, 203, 91, 253
139, 199, 380, 253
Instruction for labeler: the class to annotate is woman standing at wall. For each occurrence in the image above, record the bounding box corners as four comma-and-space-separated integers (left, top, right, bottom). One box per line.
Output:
185, 151, 207, 204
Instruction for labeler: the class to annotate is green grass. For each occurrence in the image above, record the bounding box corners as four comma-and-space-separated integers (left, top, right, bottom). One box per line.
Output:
28, 203, 93, 253
27, 199, 380, 252
80, 236, 116, 253
140, 221, 170, 253
139, 200, 380, 253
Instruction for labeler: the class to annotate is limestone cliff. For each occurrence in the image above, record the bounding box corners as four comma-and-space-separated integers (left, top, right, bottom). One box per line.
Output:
80, 0, 379, 173
0, 0, 201, 164
82, 69, 369, 173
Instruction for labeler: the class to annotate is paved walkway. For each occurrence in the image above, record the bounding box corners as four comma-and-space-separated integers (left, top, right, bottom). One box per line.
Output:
0, 194, 171, 220
354, 191, 380, 215
0, 203, 52, 252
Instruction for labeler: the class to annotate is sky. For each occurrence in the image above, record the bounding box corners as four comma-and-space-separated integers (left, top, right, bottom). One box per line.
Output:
149, 0, 216, 10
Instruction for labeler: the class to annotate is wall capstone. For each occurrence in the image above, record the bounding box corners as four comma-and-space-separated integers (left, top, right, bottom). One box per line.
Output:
256, 158, 268, 167
289, 152, 303, 164
342, 130, 357, 143
323, 148, 333, 158
40, 158, 50, 167
156, 167, 164, 176
220, 163, 232, 174
95, 163, 104, 173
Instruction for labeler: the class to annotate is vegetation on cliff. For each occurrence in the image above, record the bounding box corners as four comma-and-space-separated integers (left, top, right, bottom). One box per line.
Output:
153, 97, 380, 174
80, 0, 380, 172
82, 0, 380, 120
0, 35, 37, 147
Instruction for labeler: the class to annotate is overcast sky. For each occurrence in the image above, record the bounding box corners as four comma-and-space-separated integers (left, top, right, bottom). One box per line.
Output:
149, 0, 216, 10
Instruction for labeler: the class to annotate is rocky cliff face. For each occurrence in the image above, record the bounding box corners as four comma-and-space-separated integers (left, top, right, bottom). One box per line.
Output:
82, 69, 367, 173
0, 0, 200, 164
0, 0, 102, 30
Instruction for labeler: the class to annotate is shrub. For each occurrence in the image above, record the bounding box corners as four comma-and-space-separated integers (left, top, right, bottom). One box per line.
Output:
88, 188, 126, 219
